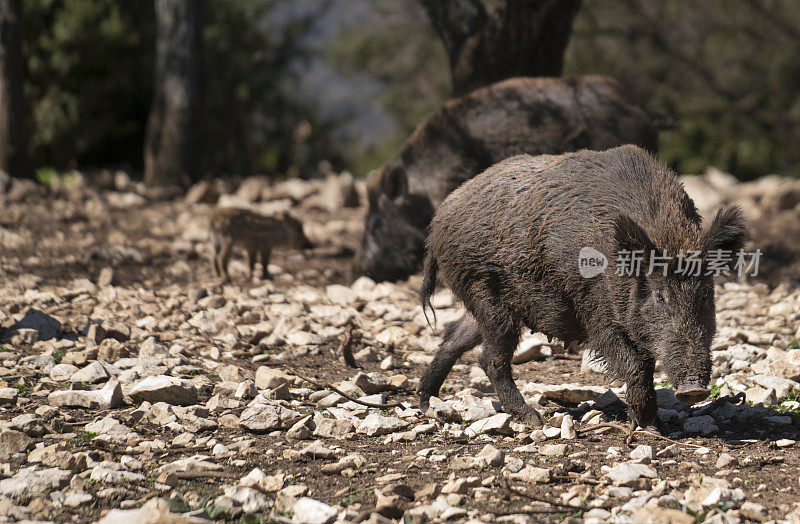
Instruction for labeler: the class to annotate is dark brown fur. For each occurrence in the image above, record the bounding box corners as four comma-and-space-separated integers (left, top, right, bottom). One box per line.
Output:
418, 146, 746, 428
359, 75, 664, 282
209, 207, 312, 281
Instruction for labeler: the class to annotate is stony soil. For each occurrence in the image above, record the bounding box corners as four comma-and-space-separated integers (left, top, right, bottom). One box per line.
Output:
0, 171, 799, 524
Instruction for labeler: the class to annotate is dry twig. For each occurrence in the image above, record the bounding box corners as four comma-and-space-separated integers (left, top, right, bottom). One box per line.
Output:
288, 369, 405, 409
503, 478, 612, 511
577, 421, 704, 448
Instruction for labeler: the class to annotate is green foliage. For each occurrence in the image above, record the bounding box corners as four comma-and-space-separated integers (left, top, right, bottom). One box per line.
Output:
565, 0, 800, 179
24, 0, 154, 170
201, 0, 334, 177
22, 0, 336, 179
788, 341, 799, 349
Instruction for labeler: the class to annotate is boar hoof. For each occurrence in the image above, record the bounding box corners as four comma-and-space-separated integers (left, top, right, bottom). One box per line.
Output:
675, 387, 710, 404
418, 397, 431, 414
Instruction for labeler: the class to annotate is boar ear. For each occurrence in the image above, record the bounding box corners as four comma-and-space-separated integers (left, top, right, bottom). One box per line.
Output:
614, 215, 655, 255
381, 163, 408, 201
702, 206, 747, 254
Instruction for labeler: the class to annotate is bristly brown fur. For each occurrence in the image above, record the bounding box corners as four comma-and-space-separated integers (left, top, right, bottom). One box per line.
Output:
416, 146, 746, 430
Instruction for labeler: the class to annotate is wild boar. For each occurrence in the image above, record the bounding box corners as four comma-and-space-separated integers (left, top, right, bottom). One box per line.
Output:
418, 146, 746, 429
209, 207, 312, 281
358, 75, 664, 282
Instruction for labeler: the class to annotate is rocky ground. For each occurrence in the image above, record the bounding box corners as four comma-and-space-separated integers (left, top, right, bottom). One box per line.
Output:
0, 170, 799, 523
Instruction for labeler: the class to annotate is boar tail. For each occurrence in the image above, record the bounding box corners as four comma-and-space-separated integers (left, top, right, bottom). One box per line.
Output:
420, 250, 438, 329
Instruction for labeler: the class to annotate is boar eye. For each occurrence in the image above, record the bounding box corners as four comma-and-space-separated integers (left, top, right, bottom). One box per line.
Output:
654, 291, 666, 304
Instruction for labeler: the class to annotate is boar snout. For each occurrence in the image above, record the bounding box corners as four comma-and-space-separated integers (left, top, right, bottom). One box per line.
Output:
675, 380, 710, 404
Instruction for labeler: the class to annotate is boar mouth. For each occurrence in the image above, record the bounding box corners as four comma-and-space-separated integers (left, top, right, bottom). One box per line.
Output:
675, 385, 710, 404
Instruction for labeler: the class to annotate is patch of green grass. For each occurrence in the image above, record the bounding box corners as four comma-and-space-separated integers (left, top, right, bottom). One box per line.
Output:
339, 491, 364, 506
0, 346, 8, 352
12, 384, 29, 395
35, 167, 58, 187
709, 384, 723, 398
165, 498, 191, 513
204, 504, 231, 521
787, 341, 799, 349
53, 351, 66, 364
75, 431, 98, 446
656, 381, 673, 389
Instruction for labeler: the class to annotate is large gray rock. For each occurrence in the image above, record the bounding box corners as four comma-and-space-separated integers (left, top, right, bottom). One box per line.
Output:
254, 367, 295, 390
750, 374, 798, 400
356, 413, 409, 437
69, 361, 118, 383
464, 413, 513, 437
50, 363, 79, 381
0, 466, 71, 499
49, 380, 123, 410
0, 387, 18, 405
605, 462, 658, 486
0, 430, 34, 459
239, 402, 302, 432
312, 418, 354, 439
84, 417, 139, 442
129, 375, 198, 405
683, 415, 719, 435
292, 497, 338, 524
98, 497, 210, 523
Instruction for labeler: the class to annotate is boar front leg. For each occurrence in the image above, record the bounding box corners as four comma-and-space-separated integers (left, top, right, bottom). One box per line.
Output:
417, 313, 481, 411
590, 327, 657, 430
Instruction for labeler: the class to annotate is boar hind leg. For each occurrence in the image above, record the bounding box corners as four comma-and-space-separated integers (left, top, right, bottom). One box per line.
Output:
479, 326, 544, 427
260, 249, 272, 279
247, 249, 257, 281
417, 313, 481, 411
216, 238, 233, 281
210, 235, 222, 277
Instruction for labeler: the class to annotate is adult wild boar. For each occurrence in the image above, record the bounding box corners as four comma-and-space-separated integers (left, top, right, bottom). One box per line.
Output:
418, 146, 746, 429
359, 75, 663, 282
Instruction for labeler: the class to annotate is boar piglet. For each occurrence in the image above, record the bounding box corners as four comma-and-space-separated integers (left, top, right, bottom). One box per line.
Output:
418, 145, 746, 429
209, 207, 312, 281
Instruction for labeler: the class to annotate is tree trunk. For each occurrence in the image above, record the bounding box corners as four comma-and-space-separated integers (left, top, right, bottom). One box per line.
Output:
0, 0, 31, 179
144, 0, 203, 188
420, 0, 582, 96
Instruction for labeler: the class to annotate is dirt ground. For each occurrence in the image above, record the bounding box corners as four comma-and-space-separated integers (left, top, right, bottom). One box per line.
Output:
0, 179, 799, 523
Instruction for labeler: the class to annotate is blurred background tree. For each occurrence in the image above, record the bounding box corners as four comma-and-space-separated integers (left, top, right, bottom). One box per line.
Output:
0, 0, 32, 179
565, 0, 800, 180
420, 0, 581, 96
24, 0, 154, 173
10, 0, 800, 182
144, 0, 203, 188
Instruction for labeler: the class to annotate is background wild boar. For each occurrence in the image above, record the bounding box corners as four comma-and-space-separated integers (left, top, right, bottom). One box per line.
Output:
359, 75, 664, 282
418, 146, 746, 428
